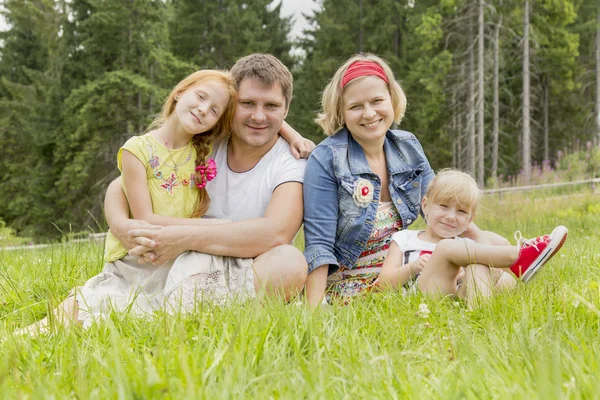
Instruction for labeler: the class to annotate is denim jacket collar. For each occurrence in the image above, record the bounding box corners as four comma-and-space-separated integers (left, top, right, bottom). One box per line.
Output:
346, 128, 414, 176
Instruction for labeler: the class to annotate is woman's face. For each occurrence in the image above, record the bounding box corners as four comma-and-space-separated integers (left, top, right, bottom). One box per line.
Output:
342, 75, 394, 146
175, 80, 230, 136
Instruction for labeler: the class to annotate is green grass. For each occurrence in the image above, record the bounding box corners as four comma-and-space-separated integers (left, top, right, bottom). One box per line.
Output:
2, 192, 600, 398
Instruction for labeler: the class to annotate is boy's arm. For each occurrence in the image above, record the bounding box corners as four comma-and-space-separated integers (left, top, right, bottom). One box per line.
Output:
378, 244, 425, 290
128, 181, 304, 264
463, 222, 511, 246
279, 120, 315, 159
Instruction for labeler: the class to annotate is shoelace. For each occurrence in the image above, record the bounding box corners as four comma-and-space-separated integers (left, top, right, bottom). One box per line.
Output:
514, 231, 546, 250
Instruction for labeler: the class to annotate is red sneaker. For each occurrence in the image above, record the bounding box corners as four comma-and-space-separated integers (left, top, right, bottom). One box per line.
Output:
509, 226, 568, 283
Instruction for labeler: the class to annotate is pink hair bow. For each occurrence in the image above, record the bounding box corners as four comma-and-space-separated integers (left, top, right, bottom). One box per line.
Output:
195, 158, 217, 189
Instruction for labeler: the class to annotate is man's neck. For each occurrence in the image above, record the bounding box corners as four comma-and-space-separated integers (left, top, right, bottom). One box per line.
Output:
227, 134, 279, 173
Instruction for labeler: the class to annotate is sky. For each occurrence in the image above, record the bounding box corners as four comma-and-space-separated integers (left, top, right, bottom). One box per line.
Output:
279, 0, 320, 39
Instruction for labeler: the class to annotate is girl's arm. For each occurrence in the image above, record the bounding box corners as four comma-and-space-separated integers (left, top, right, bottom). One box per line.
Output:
122, 150, 230, 226
378, 244, 427, 290
280, 121, 315, 159
306, 265, 328, 309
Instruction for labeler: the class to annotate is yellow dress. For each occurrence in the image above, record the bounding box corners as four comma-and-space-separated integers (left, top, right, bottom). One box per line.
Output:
74, 134, 201, 325
104, 134, 200, 261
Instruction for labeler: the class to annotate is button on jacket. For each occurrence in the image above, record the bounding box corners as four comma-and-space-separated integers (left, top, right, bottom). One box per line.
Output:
303, 128, 434, 274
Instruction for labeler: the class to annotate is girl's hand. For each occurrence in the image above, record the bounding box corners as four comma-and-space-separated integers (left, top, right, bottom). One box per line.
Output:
410, 254, 431, 275
290, 138, 316, 160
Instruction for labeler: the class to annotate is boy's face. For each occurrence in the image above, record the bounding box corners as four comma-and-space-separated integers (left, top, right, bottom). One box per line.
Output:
422, 196, 474, 239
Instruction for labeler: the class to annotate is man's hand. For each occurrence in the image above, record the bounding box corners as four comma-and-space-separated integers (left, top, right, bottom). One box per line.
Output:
128, 225, 188, 265
289, 137, 316, 159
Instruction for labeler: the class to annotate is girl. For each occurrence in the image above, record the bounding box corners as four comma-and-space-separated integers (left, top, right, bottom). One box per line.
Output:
21, 70, 238, 333
378, 169, 568, 307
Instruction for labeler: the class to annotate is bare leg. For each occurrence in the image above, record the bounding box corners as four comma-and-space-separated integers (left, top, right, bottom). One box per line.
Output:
458, 264, 495, 309
494, 270, 517, 291
252, 244, 307, 301
418, 239, 519, 297
16, 294, 81, 336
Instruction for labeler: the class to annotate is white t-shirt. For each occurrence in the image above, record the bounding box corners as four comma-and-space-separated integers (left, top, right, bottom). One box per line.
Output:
391, 230, 437, 266
205, 137, 306, 221
391, 230, 475, 265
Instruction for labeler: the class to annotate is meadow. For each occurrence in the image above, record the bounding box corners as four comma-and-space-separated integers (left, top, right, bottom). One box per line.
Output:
1, 189, 600, 399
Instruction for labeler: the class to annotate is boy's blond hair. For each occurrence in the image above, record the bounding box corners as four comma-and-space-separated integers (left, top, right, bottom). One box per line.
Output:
315, 53, 407, 136
425, 169, 482, 214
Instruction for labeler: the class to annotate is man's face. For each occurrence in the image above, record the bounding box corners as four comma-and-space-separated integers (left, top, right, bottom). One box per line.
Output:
231, 77, 289, 148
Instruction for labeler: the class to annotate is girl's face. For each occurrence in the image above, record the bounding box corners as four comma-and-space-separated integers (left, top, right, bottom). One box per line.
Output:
342, 75, 394, 146
174, 80, 230, 135
422, 197, 474, 240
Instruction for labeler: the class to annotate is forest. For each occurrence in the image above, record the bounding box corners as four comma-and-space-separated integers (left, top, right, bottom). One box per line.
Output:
0, 0, 596, 239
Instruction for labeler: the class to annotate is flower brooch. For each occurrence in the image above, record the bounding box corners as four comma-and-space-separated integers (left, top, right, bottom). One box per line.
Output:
195, 158, 217, 189
353, 178, 374, 207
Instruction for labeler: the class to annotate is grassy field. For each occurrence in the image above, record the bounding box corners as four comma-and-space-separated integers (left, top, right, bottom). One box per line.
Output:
1, 191, 600, 398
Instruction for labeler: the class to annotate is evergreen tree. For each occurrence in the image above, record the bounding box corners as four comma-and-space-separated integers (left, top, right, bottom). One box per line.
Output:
169, 0, 294, 69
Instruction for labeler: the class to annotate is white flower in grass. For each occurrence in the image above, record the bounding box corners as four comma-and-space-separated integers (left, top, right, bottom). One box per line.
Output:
563, 376, 576, 390
418, 303, 430, 319
555, 312, 564, 321
572, 299, 581, 308
447, 319, 455, 326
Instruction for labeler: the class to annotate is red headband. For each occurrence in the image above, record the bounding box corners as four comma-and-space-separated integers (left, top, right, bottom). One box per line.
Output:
341, 61, 389, 88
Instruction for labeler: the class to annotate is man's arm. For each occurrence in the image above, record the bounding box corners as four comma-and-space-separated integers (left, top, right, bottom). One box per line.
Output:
128, 181, 304, 264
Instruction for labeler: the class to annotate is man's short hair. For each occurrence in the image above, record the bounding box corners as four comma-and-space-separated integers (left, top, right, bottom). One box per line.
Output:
231, 54, 293, 108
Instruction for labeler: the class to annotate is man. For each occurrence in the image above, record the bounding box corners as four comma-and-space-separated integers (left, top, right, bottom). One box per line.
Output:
105, 53, 308, 300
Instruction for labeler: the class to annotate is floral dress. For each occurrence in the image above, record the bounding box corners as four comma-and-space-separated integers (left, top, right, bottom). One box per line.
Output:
325, 201, 402, 303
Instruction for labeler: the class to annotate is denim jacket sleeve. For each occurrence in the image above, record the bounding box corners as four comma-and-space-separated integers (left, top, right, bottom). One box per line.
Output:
303, 145, 341, 274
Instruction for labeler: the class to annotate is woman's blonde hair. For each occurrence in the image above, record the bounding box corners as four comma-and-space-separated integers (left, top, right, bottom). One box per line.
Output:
315, 53, 407, 135
147, 69, 237, 217
426, 169, 482, 214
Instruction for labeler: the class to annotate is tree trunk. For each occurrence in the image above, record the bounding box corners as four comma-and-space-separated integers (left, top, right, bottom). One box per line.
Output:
358, 0, 364, 51
522, 0, 531, 182
596, 0, 600, 142
477, 0, 485, 186
452, 90, 458, 169
543, 76, 549, 161
492, 0, 502, 181
467, 18, 476, 176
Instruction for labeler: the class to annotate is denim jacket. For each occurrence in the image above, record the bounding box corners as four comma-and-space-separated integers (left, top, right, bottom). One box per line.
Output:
303, 128, 434, 274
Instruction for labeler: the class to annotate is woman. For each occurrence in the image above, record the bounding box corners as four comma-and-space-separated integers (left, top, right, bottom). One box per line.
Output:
303, 53, 435, 307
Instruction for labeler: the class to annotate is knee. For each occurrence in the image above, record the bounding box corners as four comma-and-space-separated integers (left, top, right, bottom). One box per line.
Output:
268, 245, 308, 281
434, 239, 456, 256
